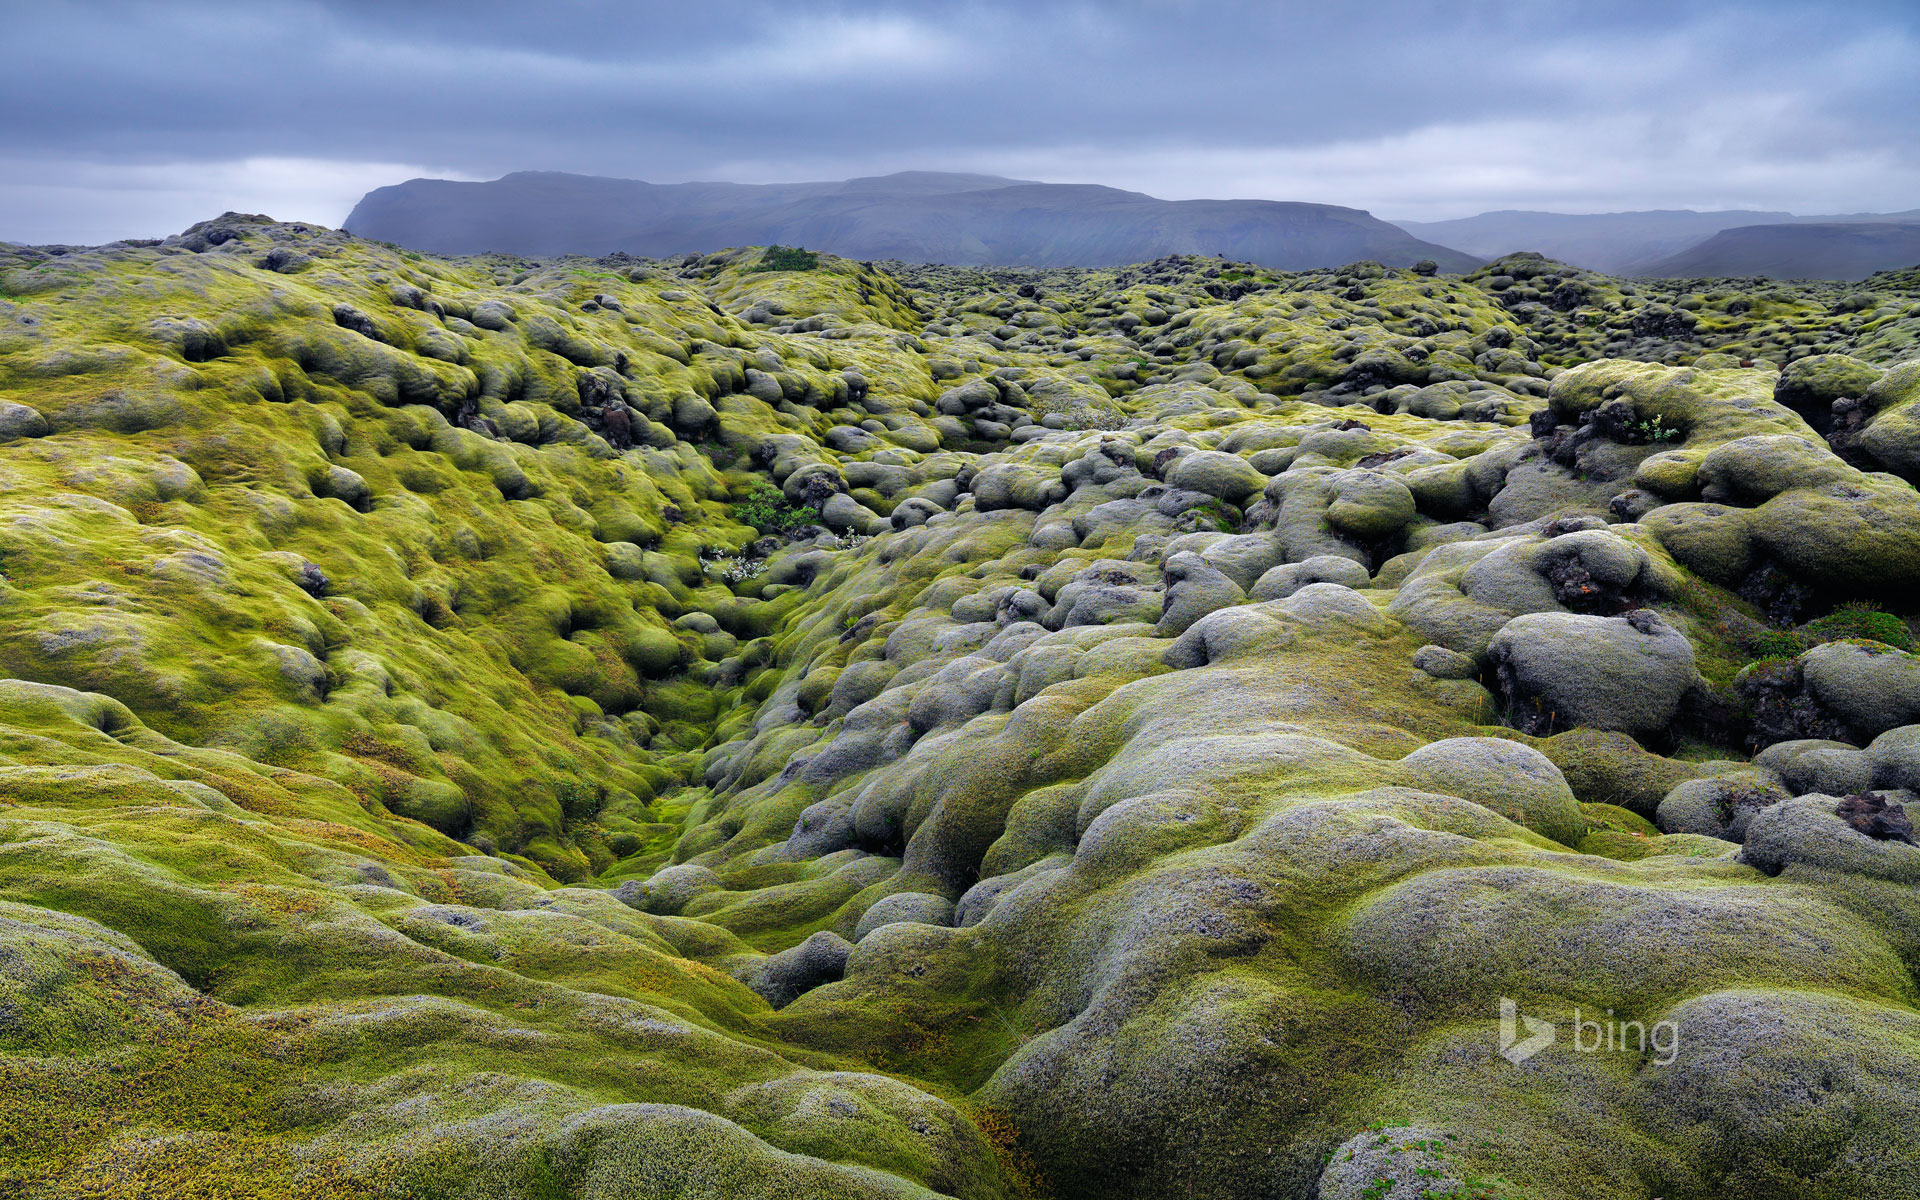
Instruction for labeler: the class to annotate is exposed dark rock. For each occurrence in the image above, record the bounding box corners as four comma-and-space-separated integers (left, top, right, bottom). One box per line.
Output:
1837, 791, 1917, 843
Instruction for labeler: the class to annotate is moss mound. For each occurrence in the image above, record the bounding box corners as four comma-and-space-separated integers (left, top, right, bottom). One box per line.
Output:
2, 223, 1919, 1197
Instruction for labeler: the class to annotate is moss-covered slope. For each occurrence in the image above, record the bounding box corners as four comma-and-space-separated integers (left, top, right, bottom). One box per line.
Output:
3, 217, 1920, 1198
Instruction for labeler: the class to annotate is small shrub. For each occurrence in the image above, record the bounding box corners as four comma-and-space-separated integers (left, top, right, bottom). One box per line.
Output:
748, 245, 820, 273
733, 483, 819, 534
1802, 604, 1914, 651
1740, 629, 1811, 661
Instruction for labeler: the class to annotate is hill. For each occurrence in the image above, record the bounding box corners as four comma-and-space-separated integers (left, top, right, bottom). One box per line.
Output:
345, 170, 1481, 271
4, 220, 1920, 1196
1629, 221, 1920, 279
1391, 208, 1795, 274
1396, 207, 1920, 278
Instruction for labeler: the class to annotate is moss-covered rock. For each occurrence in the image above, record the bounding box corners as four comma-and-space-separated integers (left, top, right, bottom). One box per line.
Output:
2, 225, 1919, 1198
1488, 610, 1698, 738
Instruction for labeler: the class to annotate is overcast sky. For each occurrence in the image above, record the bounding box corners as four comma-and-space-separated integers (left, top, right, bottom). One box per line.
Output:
4, 0, 1917, 244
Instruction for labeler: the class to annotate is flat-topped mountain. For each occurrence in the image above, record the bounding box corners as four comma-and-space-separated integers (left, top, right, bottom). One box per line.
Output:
345, 170, 1481, 271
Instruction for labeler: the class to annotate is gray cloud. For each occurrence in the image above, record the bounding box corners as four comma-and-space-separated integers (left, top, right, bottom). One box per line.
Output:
4, 0, 1916, 243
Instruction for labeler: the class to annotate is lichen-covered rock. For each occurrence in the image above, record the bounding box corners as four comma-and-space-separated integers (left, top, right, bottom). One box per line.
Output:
1164, 448, 1265, 504
1248, 553, 1368, 601
1637, 989, 1920, 1199
1756, 737, 1874, 796
1741, 794, 1920, 882
1867, 724, 1920, 791
1325, 469, 1418, 541
1155, 551, 1247, 635
1400, 736, 1586, 845
1411, 643, 1476, 679
740, 930, 856, 1008
1656, 773, 1790, 841
1799, 640, 1920, 739
1316, 1126, 1464, 1200
617, 862, 723, 915
1488, 610, 1698, 737
852, 891, 956, 941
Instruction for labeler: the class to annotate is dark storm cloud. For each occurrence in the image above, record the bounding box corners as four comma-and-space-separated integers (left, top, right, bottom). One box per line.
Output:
4, 0, 1917, 243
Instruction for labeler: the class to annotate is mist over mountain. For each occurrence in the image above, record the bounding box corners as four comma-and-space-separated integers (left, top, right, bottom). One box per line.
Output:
1629, 221, 1920, 280
1396, 208, 1920, 277
1391, 210, 1794, 274
344, 170, 1480, 271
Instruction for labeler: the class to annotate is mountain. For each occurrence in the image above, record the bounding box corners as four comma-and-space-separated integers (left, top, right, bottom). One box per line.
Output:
1391, 209, 1794, 274
1628, 221, 1920, 279
1395, 207, 1920, 278
345, 170, 1481, 270
1806, 207, 1920, 224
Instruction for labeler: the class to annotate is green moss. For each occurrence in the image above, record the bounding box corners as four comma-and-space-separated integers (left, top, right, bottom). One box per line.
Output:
3, 224, 1920, 1198
748, 245, 822, 273
733, 482, 821, 534
1802, 603, 1914, 652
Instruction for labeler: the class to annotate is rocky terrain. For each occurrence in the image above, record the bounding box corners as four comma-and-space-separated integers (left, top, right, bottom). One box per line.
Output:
3, 215, 1920, 1199
344, 172, 1478, 271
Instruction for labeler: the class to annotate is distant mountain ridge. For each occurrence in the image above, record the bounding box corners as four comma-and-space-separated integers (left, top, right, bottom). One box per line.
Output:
1394, 207, 1920, 277
1392, 209, 1793, 274
1628, 222, 1920, 280
344, 170, 1480, 271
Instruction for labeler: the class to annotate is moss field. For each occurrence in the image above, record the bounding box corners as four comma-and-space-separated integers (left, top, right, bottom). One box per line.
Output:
3, 217, 1920, 1198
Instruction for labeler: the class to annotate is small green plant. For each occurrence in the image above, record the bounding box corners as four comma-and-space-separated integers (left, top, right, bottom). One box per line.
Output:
1189, 499, 1236, 533
748, 245, 820, 273
1802, 602, 1914, 651
1740, 629, 1812, 661
1632, 414, 1680, 443
733, 483, 819, 534
1738, 604, 1916, 662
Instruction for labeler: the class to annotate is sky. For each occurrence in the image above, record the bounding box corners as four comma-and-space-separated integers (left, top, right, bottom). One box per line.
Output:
4, 0, 1917, 244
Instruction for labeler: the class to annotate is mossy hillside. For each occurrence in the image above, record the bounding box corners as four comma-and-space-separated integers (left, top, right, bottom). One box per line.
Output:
0, 222, 990, 879
0, 680, 1009, 1200
4, 218, 1920, 1196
